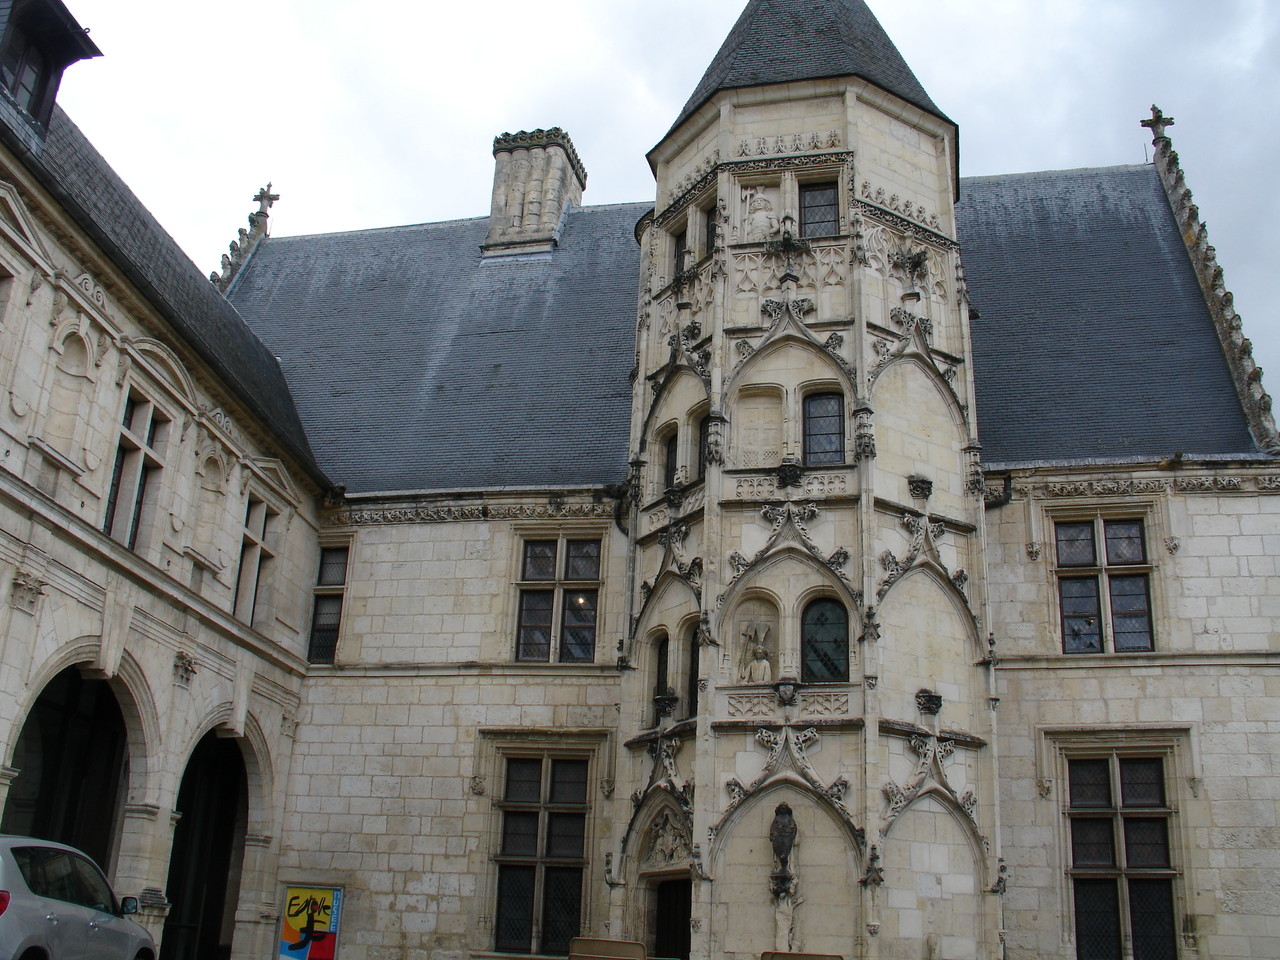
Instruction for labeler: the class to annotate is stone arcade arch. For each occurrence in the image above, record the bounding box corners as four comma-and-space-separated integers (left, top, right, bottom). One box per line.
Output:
0, 664, 128, 869
161, 728, 249, 960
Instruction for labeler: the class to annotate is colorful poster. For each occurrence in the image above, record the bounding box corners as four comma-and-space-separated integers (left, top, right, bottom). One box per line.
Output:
278, 885, 342, 960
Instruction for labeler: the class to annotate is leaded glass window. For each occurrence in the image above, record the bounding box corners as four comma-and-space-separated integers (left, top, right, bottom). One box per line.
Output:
801, 598, 848, 682
495, 757, 588, 955
1055, 518, 1153, 654
1067, 756, 1177, 960
799, 182, 839, 238
516, 538, 602, 662
803, 393, 844, 466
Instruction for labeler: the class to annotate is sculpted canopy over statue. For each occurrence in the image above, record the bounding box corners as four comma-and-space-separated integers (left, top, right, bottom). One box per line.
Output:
745, 195, 779, 241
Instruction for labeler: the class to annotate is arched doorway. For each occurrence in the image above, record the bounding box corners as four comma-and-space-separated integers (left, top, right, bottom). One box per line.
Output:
162, 731, 248, 960
0, 666, 128, 868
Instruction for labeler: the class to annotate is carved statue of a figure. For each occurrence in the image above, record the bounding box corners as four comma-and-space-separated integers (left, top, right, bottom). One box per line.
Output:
744, 645, 772, 684
745, 195, 779, 241
769, 802, 798, 875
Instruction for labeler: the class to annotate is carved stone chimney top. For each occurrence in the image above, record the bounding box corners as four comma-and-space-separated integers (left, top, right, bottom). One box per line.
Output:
483, 128, 587, 256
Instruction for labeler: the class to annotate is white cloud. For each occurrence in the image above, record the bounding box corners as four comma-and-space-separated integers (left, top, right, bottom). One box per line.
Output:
56, 0, 1279, 389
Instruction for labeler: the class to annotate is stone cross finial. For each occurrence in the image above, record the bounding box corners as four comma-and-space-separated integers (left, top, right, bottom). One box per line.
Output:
1141, 105, 1175, 141
253, 183, 279, 216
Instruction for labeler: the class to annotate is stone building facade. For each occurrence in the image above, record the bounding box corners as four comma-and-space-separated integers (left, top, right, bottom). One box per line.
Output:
0, 1, 1277, 960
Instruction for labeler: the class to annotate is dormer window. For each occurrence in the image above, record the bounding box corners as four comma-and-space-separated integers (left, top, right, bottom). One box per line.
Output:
0, 0, 101, 130
0, 23, 47, 115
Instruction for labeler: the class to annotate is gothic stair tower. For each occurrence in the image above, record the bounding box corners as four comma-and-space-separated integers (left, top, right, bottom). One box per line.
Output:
610, 2, 1000, 958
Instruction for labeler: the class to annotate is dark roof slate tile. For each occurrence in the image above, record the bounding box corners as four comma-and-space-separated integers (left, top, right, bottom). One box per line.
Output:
230, 203, 649, 495
2, 107, 327, 485
957, 164, 1257, 464
669, 0, 947, 136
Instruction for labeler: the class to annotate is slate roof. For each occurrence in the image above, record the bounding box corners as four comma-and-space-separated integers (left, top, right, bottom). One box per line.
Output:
228, 204, 649, 496
667, 0, 948, 137
228, 164, 1262, 496
0, 106, 328, 486
957, 164, 1258, 465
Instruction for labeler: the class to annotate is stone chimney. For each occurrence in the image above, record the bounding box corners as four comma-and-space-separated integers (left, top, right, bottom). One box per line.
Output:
483, 128, 587, 255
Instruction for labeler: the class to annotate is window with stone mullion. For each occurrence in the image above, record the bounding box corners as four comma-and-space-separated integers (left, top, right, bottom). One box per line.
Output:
515, 539, 601, 662
1055, 519, 1152, 654
1067, 756, 1177, 960
494, 757, 588, 955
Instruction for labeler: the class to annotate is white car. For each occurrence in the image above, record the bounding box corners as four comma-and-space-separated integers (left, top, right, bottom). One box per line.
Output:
0, 836, 155, 960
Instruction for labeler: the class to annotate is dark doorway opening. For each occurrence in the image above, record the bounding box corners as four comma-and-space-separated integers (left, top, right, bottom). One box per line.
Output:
652, 876, 692, 960
162, 731, 247, 960
1, 666, 127, 868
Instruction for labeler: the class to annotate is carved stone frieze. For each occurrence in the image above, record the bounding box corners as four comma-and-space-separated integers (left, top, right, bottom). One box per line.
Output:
859, 180, 943, 232
728, 693, 776, 718
738, 130, 841, 159
850, 198, 958, 252
327, 501, 615, 527
798, 692, 849, 717
736, 476, 779, 499
802, 473, 849, 497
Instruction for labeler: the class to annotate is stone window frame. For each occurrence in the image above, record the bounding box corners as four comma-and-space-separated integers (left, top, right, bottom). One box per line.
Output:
801, 389, 845, 466
798, 179, 840, 239
799, 594, 850, 683
1039, 726, 1191, 960
511, 525, 607, 665
306, 539, 351, 664
475, 728, 609, 957
102, 383, 173, 555
1045, 504, 1160, 656
232, 486, 283, 629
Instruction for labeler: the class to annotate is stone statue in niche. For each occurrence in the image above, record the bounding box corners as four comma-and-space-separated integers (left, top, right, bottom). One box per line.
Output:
769, 802, 802, 950
738, 619, 774, 683
745, 194, 780, 241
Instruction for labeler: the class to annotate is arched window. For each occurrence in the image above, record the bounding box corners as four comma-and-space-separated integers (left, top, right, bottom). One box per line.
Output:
801, 598, 848, 682
803, 392, 844, 465
653, 632, 671, 725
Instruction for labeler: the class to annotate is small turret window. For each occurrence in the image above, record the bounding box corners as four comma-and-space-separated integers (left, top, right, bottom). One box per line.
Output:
803, 392, 844, 465
800, 182, 839, 238
801, 598, 848, 682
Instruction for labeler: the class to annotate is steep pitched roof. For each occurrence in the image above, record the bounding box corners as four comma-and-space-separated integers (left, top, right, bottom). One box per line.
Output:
0, 106, 328, 487
958, 164, 1258, 464
230, 203, 648, 496
668, 0, 948, 136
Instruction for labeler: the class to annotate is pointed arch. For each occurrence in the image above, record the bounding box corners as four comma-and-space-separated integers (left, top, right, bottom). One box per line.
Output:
877, 562, 981, 654
881, 783, 990, 880
707, 775, 864, 873
639, 365, 711, 453
726, 331, 857, 400
868, 351, 966, 428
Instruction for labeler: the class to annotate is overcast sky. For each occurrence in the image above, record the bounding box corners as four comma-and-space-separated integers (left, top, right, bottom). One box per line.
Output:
55, 0, 1280, 393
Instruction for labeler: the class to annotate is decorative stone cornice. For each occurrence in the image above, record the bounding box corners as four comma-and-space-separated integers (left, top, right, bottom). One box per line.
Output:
1000, 474, 1280, 500
1144, 106, 1279, 455
492, 127, 587, 189
323, 500, 614, 527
